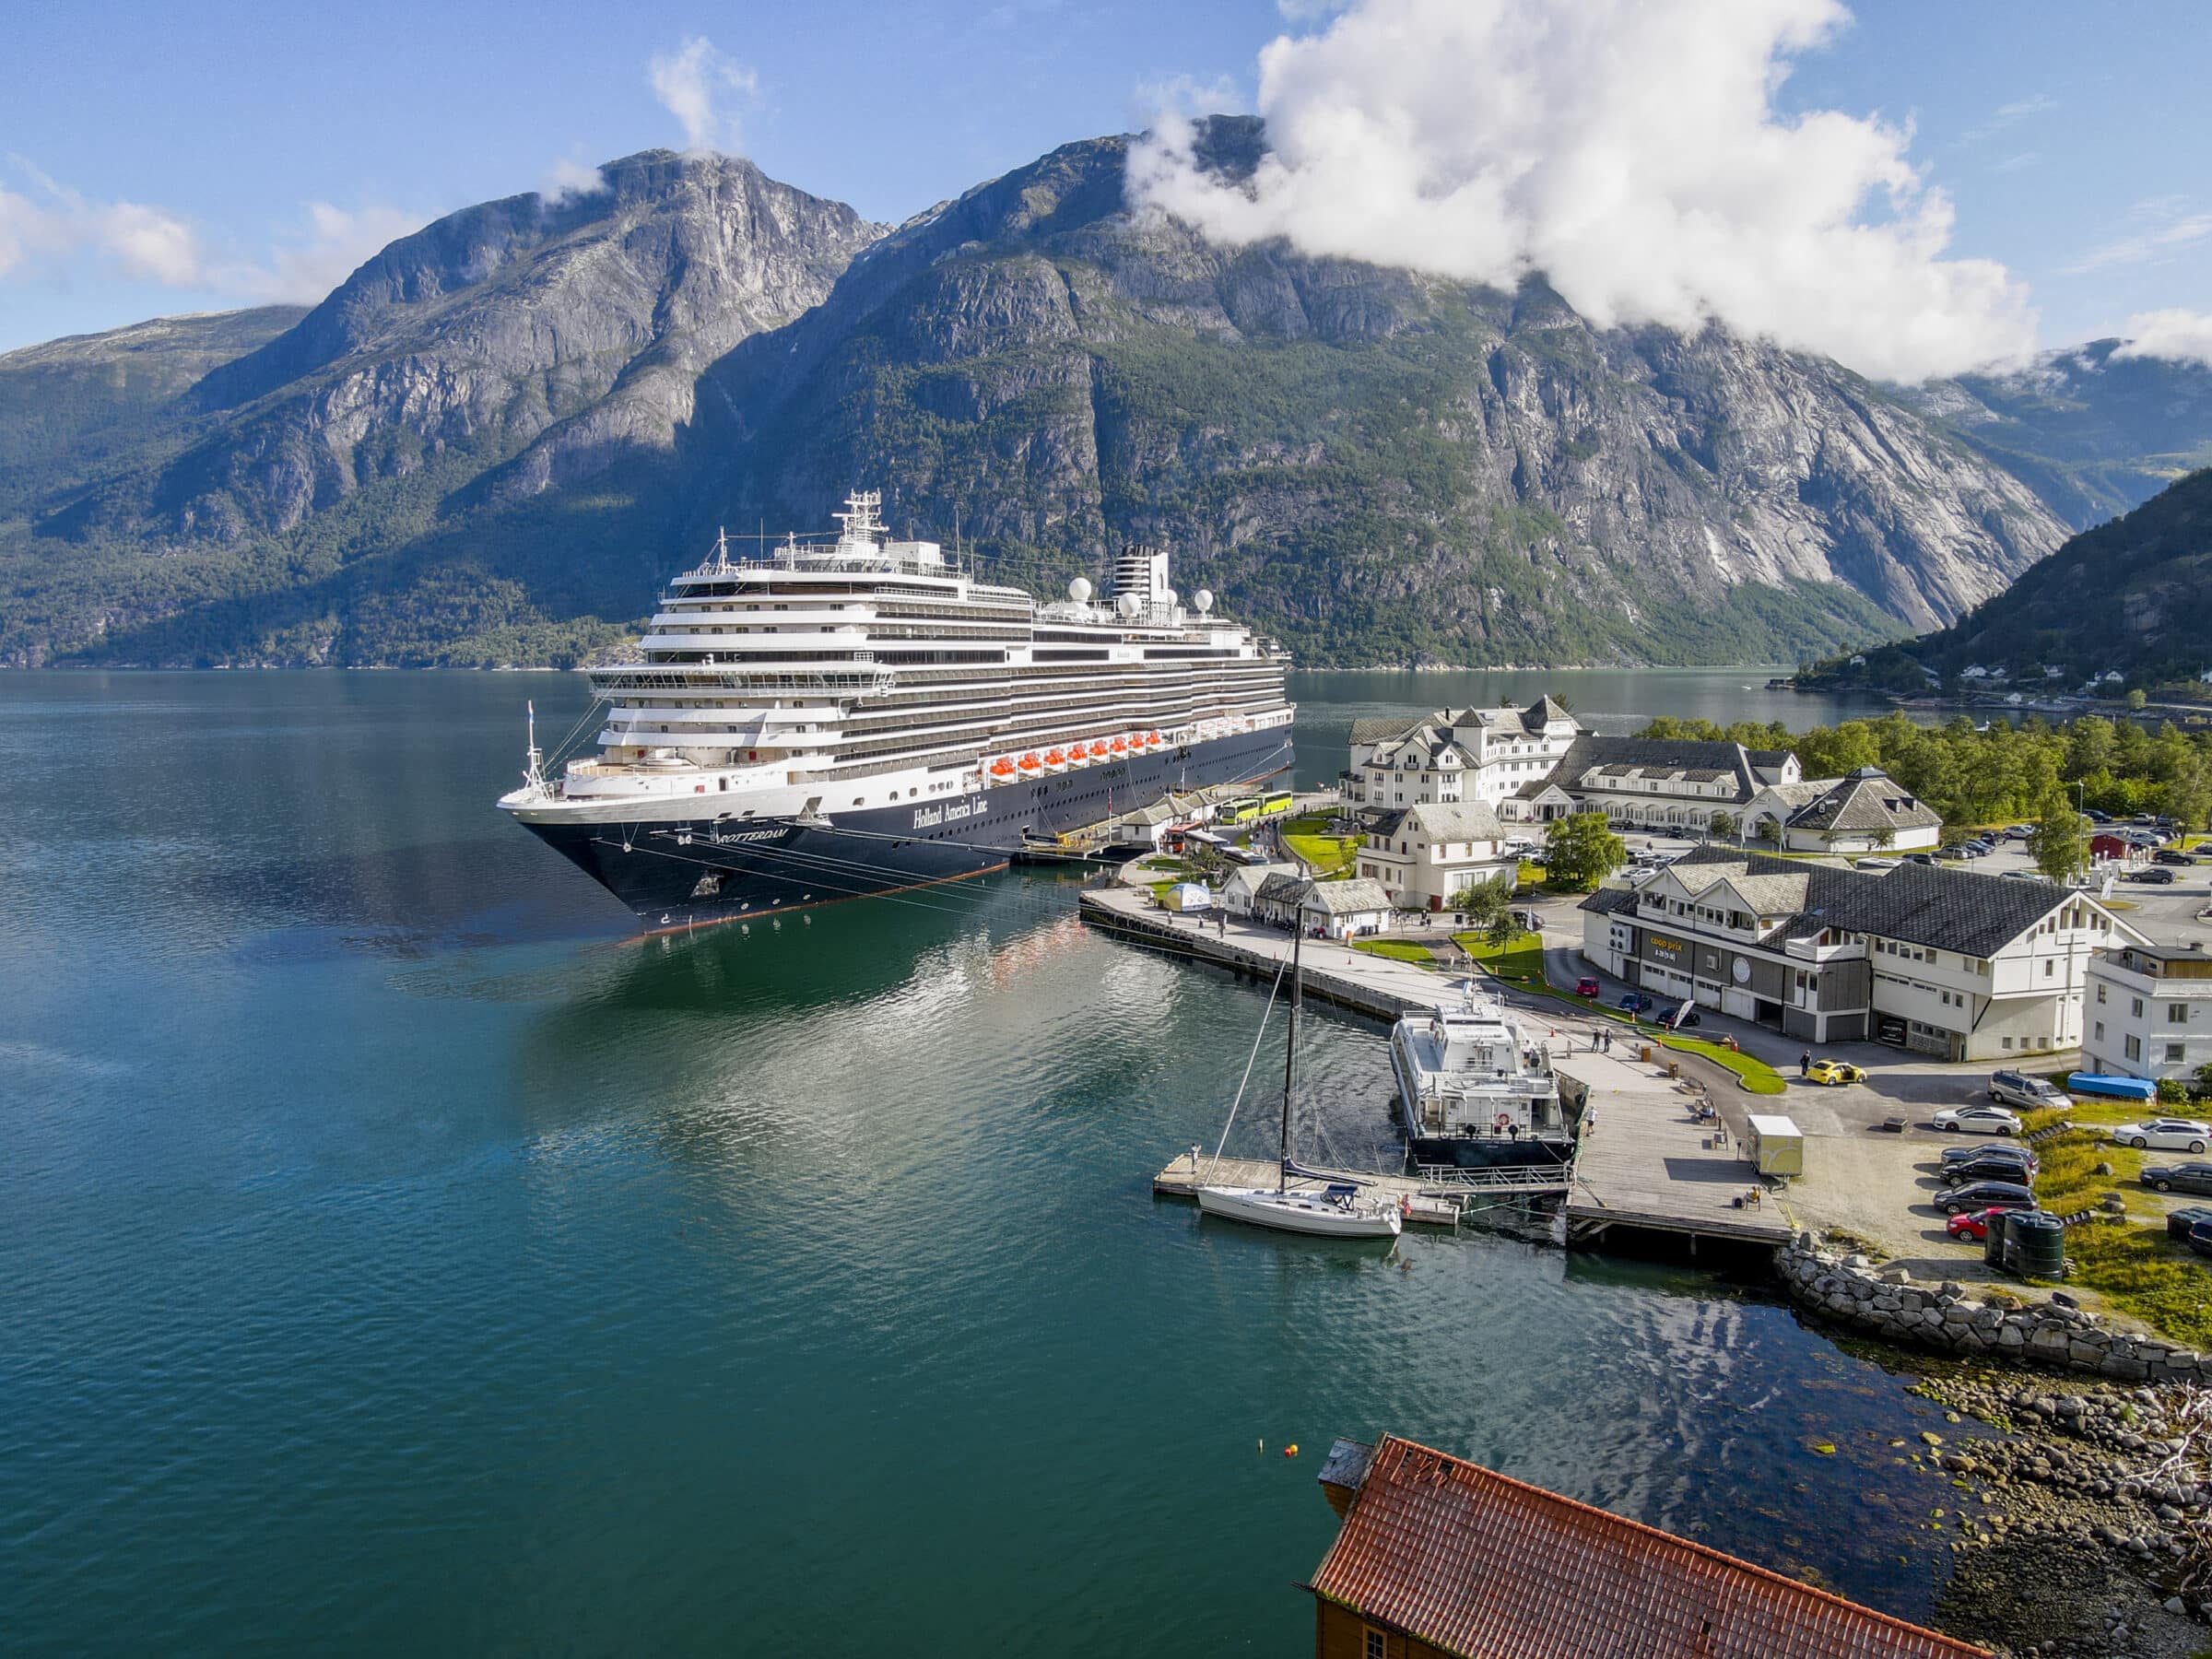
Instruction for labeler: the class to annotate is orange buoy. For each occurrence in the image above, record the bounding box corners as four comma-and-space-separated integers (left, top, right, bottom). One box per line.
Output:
1282, 1443, 1300, 1458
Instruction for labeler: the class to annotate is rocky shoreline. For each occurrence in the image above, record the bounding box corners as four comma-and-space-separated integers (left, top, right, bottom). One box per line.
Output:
1771, 1241, 2212, 1654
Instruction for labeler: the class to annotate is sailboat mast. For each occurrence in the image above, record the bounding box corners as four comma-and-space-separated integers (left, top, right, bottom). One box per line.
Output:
1280, 902, 1304, 1189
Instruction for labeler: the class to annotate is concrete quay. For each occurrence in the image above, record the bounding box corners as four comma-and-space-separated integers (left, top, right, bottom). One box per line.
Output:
1084, 888, 1788, 1252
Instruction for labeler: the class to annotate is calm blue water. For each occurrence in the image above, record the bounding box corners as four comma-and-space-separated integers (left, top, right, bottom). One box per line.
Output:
1, 671, 1962, 1656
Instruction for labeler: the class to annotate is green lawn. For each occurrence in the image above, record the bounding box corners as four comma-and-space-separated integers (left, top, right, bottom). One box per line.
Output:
2018, 1101, 2212, 1349
1283, 830, 1359, 877
1451, 933, 1546, 982
1354, 939, 1435, 965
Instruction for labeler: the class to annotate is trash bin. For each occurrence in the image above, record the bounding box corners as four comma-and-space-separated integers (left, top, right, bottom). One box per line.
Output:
2008, 1211, 2066, 1278
1667, 1061, 1681, 1080
1982, 1214, 2006, 1269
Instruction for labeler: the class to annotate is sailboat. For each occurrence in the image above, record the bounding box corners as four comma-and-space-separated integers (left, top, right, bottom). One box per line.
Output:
1196, 903, 1405, 1240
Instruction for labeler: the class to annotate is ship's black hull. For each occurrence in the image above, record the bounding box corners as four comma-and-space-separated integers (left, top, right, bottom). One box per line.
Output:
1406, 1135, 1574, 1171
519, 728, 1291, 929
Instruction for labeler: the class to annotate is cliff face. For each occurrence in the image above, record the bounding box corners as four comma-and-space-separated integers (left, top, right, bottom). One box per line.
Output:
0, 126, 2102, 668
684, 123, 2064, 665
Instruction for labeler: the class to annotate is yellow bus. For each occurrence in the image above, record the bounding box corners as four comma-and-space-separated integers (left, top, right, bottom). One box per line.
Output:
1261, 790, 1295, 818
1223, 798, 1262, 825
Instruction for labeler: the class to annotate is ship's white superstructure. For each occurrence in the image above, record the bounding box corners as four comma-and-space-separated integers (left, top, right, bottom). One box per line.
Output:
1393, 991, 1565, 1149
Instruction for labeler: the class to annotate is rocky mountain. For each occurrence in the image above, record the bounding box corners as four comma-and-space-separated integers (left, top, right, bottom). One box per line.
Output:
1897, 341, 2212, 530
0, 124, 2100, 669
1867, 467, 2212, 688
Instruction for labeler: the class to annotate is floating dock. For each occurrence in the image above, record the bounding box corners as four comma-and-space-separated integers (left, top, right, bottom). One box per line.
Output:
1150, 1153, 1563, 1229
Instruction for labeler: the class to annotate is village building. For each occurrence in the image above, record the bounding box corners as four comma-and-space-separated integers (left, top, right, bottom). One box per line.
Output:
1500, 735, 1803, 833
1579, 846, 2131, 1058
2082, 936, 2212, 1083
1220, 861, 1302, 920
1308, 1435, 1988, 1659
1741, 766, 1943, 853
1355, 801, 1515, 912
1341, 699, 1583, 811
1253, 874, 1395, 939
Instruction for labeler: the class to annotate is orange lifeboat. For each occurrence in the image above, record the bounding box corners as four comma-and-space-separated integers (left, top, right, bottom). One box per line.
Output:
1088, 740, 1110, 758
1044, 748, 1066, 766
989, 757, 1017, 778
1018, 753, 1041, 771
1110, 736, 1128, 753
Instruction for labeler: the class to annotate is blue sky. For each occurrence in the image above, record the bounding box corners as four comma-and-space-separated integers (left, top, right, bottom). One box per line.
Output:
2, 0, 2207, 365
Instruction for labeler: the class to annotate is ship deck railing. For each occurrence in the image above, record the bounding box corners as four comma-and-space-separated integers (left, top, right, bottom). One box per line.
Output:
1409, 1161, 1574, 1195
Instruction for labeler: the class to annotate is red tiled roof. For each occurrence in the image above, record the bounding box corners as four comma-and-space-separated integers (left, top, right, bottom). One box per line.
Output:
1309, 1437, 1989, 1659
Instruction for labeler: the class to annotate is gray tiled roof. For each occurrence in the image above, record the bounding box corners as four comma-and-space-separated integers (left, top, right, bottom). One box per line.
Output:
1404, 800, 1507, 841
1548, 735, 1792, 803
1786, 770, 1943, 835
1349, 716, 1427, 747
1662, 846, 2087, 959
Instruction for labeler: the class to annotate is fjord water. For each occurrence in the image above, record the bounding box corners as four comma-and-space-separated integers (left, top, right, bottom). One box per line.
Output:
4, 669, 1938, 1656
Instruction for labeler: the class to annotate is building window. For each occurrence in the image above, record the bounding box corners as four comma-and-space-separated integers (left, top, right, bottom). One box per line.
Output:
2002, 1036, 2013, 1049
2097, 983, 2107, 1005
2125, 1035, 2142, 1062
1364, 1629, 1387, 1659
2043, 959, 2054, 978
2133, 997, 2146, 1018
2171, 1004, 2191, 1025
2094, 1021, 2105, 1042
2169, 1044, 2188, 1064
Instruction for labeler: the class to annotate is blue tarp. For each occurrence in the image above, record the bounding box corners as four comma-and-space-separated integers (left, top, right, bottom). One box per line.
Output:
2069, 1073, 2157, 1101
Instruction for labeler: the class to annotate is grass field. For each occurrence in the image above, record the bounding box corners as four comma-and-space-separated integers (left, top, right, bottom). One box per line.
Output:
1280, 814, 1359, 878
1353, 939, 1435, 965
2019, 1099, 2212, 1349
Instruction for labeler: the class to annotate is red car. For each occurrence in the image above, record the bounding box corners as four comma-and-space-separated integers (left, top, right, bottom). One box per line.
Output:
1947, 1206, 2009, 1241
1576, 977, 1601, 998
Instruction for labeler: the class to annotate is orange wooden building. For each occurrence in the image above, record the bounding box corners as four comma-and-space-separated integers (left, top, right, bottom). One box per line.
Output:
1308, 1436, 1990, 1659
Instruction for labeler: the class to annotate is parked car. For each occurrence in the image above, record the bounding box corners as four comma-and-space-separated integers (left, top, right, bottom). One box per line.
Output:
2125, 866, 2178, 885
1618, 993, 1653, 1014
1947, 1206, 2011, 1241
1947, 1152, 2044, 1186
2191, 1219, 2212, 1261
1877, 1015, 1908, 1045
1933, 1103, 2025, 1135
1942, 1143, 2039, 1175
2111, 1119, 2212, 1153
1576, 976, 1600, 998
1936, 845, 1970, 861
2005, 825, 2034, 841
1904, 853, 1936, 866
1853, 855, 1902, 871
1653, 1004, 1703, 1028
1988, 1069, 2069, 1112
2084, 809, 2112, 824
2166, 1206, 2212, 1243
1936, 1179, 2038, 1218
1806, 1059, 1865, 1086
1959, 842, 1992, 859
2156, 849, 2194, 866
2142, 1163, 2212, 1196
1999, 869, 2051, 882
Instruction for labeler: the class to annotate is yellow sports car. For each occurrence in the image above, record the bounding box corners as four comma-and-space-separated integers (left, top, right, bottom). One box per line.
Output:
1806, 1059, 1866, 1086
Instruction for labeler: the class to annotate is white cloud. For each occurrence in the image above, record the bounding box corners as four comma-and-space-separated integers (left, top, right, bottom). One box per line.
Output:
2114, 310, 2212, 370
1964, 92, 2058, 143
1132, 73, 1249, 124
0, 159, 204, 284
648, 35, 757, 154
547, 157, 608, 201
1125, 0, 2036, 382
1991, 152, 2038, 175
212, 203, 426, 304
2062, 198, 2212, 276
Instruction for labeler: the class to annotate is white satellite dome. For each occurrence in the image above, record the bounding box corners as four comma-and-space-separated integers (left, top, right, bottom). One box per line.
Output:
1165, 589, 1179, 610
1067, 576, 1092, 604
1193, 588, 1214, 614
1115, 593, 1142, 618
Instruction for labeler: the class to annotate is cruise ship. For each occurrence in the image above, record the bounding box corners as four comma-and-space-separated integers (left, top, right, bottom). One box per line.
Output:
499, 491, 1294, 927
1393, 990, 1570, 1171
